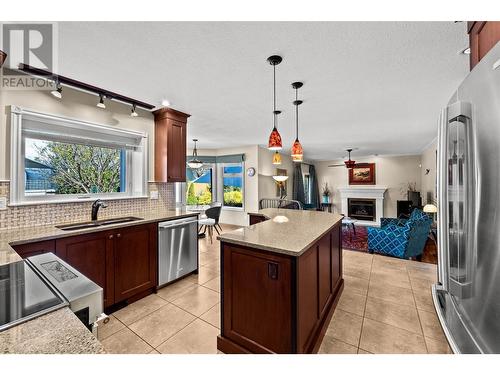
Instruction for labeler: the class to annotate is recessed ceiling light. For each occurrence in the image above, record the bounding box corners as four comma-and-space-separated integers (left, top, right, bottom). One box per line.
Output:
460, 47, 471, 55
161, 99, 170, 107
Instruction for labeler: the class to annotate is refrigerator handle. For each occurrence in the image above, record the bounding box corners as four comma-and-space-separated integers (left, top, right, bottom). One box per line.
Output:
438, 101, 475, 298
437, 108, 449, 289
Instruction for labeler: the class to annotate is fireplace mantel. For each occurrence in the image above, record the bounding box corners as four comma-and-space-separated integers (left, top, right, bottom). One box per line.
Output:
338, 186, 387, 226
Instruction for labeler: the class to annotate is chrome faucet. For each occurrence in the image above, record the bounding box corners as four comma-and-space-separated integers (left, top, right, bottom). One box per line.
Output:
91, 199, 108, 221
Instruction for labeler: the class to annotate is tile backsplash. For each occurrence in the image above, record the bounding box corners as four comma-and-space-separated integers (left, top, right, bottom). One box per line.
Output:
0, 181, 176, 230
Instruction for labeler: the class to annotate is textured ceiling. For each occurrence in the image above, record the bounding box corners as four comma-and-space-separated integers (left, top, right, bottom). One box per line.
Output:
57, 22, 468, 160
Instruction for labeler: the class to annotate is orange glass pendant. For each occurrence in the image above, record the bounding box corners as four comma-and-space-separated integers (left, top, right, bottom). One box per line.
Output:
268, 127, 283, 150
272, 151, 282, 165
291, 139, 303, 162
291, 82, 304, 163
266, 55, 283, 151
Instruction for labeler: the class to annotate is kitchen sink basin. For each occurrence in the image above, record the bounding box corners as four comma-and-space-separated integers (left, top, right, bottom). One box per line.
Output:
56, 216, 143, 231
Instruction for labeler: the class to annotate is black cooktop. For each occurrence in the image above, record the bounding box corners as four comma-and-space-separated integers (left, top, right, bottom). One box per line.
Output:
0, 260, 66, 331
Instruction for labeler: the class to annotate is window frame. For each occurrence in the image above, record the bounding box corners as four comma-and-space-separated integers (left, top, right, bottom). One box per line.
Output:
185, 162, 217, 206
219, 162, 245, 211
9, 106, 148, 206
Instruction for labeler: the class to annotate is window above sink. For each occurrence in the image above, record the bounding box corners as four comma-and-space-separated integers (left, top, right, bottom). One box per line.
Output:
9, 106, 148, 206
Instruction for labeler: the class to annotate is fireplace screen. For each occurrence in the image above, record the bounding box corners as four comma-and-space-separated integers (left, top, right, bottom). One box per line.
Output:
348, 198, 376, 221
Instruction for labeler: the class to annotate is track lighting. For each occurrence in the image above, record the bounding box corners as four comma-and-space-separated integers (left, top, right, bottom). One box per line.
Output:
130, 103, 138, 117
51, 83, 62, 99
97, 94, 106, 109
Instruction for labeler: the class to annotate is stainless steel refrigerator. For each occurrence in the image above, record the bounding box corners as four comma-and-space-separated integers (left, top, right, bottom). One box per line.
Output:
433, 42, 500, 354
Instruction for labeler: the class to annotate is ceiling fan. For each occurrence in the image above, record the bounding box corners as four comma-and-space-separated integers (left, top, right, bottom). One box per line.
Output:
328, 149, 358, 169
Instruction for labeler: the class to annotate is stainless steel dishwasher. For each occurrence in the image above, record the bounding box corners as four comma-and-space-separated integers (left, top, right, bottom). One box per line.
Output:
158, 216, 199, 287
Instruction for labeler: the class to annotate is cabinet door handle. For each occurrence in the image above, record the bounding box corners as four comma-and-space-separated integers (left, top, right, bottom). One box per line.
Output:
108, 235, 114, 240
268, 262, 278, 280
116, 233, 121, 238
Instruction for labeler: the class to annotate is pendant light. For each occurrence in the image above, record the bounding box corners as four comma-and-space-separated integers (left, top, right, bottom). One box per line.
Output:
291, 82, 304, 162
187, 139, 203, 169
272, 110, 282, 165
272, 151, 282, 165
267, 55, 283, 151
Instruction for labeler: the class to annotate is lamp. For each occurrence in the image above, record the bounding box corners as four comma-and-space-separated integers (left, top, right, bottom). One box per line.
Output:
51, 82, 62, 99
272, 175, 288, 200
423, 204, 437, 213
267, 55, 283, 151
291, 82, 304, 162
423, 204, 438, 221
272, 151, 282, 165
97, 94, 106, 109
187, 139, 204, 169
272, 175, 288, 183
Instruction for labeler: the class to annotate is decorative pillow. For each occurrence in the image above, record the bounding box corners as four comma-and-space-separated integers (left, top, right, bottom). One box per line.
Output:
410, 208, 429, 222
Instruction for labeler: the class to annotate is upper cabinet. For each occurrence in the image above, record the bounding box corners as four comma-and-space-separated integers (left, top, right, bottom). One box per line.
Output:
468, 21, 500, 70
154, 108, 190, 182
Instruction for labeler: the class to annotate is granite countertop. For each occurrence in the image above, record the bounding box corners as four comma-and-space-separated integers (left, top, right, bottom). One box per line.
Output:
0, 308, 105, 354
217, 208, 343, 256
0, 208, 198, 354
0, 208, 198, 267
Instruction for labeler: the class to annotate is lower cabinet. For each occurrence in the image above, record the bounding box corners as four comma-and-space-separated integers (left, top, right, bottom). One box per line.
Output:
56, 231, 113, 306
55, 222, 157, 308
113, 224, 157, 302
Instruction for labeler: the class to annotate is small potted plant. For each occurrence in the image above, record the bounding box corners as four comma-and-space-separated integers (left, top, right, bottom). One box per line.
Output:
322, 182, 331, 203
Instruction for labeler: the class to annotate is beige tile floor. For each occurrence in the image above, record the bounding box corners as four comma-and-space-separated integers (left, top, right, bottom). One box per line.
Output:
319, 250, 452, 354
100, 224, 452, 354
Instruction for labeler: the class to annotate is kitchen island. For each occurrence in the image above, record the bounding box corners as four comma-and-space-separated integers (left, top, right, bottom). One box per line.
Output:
217, 208, 344, 354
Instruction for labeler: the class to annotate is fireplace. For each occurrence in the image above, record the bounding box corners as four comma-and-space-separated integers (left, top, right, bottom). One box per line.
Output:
348, 198, 376, 222
338, 186, 387, 226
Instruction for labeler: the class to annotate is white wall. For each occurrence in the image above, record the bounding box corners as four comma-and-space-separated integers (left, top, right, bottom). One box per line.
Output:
420, 139, 437, 205
314, 155, 422, 218
257, 147, 295, 202
0, 86, 154, 180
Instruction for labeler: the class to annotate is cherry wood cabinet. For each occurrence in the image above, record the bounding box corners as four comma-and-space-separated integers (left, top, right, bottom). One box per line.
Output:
113, 223, 157, 302
56, 231, 113, 306
12, 239, 55, 259
218, 222, 343, 354
53, 222, 157, 308
248, 213, 269, 225
468, 21, 500, 70
154, 107, 190, 183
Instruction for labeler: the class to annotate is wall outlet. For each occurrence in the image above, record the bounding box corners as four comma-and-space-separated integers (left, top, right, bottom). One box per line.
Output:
0, 197, 7, 210
150, 190, 159, 200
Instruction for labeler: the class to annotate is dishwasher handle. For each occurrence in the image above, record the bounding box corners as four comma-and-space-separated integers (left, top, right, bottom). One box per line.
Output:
158, 217, 198, 229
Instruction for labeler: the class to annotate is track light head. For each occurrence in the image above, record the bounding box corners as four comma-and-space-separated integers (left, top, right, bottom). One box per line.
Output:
51, 84, 62, 99
130, 103, 138, 117
97, 94, 106, 109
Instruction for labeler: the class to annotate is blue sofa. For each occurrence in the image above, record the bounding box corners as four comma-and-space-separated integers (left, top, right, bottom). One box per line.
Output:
367, 209, 432, 259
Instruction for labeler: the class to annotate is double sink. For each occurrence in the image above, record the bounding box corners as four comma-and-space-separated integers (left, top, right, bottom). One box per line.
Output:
56, 216, 143, 231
